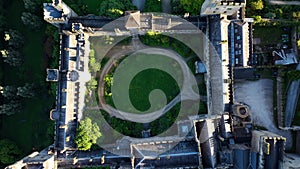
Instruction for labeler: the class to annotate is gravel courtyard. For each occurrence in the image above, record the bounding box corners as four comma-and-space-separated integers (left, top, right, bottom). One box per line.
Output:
234, 79, 292, 149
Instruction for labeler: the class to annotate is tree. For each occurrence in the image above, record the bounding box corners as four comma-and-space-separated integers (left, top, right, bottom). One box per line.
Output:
140, 31, 170, 47
253, 15, 262, 23
89, 50, 101, 73
104, 74, 113, 87
275, 8, 283, 19
250, 0, 264, 10
264, 12, 276, 19
179, 0, 204, 15
75, 118, 102, 151
0, 1, 6, 32
0, 139, 22, 164
87, 78, 98, 90
0, 101, 22, 115
171, 0, 185, 15
2, 48, 23, 67
104, 74, 113, 97
144, 0, 162, 12
17, 83, 35, 98
67, 0, 88, 15
1, 85, 17, 99
21, 12, 42, 30
23, 0, 39, 12
98, 0, 135, 18
4, 29, 25, 49
0, 14, 6, 32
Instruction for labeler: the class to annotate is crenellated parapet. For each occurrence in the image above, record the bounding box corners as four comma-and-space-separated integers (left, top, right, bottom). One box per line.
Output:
43, 0, 78, 27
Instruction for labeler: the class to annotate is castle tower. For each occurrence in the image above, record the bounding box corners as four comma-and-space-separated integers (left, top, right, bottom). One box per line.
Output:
43, 0, 78, 27
201, 0, 245, 16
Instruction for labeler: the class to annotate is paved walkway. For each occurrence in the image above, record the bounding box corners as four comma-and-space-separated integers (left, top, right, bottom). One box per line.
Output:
277, 69, 283, 127
235, 79, 293, 149
269, 0, 300, 5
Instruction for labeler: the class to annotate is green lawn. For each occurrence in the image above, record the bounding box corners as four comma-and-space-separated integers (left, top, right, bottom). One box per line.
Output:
0, 0, 54, 155
129, 69, 180, 111
253, 26, 285, 46
104, 53, 183, 113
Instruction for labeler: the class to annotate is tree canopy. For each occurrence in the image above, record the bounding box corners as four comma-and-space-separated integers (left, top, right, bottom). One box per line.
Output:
23, 0, 40, 12
89, 49, 101, 74
1, 85, 17, 99
0, 14, 6, 32
98, 0, 135, 18
171, 0, 185, 15
180, 0, 204, 15
253, 15, 262, 23
21, 12, 42, 30
2, 48, 23, 67
0, 83, 35, 99
75, 118, 102, 151
264, 12, 276, 19
250, 0, 264, 10
17, 83, 35, 98
0, 139, 22, 165
87, 78, 98, 91
0, 101, 22, 116
4, 29, 25, 49
144, 0, 162, 12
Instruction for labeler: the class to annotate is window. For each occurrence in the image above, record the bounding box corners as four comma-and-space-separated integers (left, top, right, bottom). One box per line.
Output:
235, 58, 239, 64
237, 36, 241, 40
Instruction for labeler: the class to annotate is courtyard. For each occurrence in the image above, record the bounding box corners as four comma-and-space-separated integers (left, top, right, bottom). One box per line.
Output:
82, 33, 207, 139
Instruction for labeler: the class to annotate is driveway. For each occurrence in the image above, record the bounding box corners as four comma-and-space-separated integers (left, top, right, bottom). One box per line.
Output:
234, 79, 292, 149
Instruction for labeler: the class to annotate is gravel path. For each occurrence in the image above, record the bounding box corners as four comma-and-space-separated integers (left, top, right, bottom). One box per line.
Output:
234, 79, 292, 149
